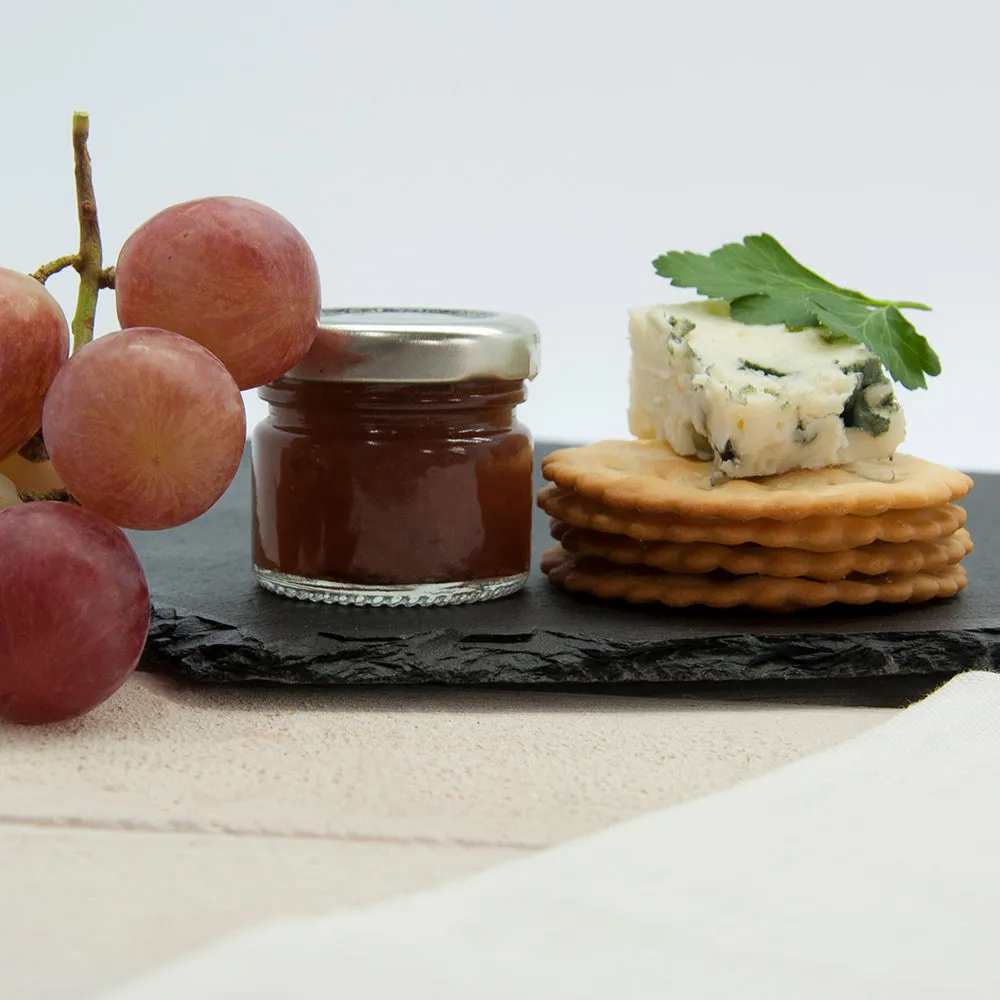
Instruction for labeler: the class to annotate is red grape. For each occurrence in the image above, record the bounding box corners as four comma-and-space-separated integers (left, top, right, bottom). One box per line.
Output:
42, 327, 246, 530
0, 267, 69, 459
115, 196, 321, 389
0, 502, 149, 724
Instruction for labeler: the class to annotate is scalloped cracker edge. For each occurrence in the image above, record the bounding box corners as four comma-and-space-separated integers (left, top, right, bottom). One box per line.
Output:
538, 484, 968, 552
551, 523, 973, 582
541, 440, 973, 521
541, 545, 968, 611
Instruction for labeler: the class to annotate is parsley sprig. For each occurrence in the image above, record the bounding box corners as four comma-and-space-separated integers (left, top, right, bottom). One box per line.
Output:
652, 234, 940, 390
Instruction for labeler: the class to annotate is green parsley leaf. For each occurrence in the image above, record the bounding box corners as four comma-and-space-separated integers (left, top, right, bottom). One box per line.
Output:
652, 234, 940, 390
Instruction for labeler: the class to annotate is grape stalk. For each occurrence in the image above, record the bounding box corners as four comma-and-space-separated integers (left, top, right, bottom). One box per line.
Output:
12, 111, 113, 471
31, 111, 115, 353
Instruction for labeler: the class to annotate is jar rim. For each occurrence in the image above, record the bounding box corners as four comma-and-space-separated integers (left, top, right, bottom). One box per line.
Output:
280, 307, 541, 384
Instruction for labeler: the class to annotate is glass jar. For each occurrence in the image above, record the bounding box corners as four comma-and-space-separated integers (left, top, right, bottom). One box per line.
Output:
251, 308, 540, 606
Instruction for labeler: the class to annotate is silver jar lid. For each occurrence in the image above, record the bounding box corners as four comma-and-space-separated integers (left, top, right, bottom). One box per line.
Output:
282, 307, 541, 383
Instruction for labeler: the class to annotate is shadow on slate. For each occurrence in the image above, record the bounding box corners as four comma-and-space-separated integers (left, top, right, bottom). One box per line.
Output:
128, 443, 1000, 690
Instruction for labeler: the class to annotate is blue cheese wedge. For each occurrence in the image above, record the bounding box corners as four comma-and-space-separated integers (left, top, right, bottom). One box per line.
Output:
628, 300, 906, 480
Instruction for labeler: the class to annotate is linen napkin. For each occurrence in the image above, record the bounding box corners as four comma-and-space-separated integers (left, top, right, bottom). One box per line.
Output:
106, 671, 1000, 1000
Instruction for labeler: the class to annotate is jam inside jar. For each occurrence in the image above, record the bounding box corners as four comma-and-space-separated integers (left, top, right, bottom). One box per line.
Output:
250, 308, 540, 607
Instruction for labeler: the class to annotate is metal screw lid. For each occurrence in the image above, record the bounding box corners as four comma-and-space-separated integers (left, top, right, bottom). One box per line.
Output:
281, 307, 541, 384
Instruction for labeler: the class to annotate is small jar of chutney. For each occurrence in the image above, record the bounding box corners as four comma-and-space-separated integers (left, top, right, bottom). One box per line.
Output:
251, 308, 540, 607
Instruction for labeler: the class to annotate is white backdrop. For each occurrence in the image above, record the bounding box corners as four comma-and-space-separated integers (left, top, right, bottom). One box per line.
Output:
2, 0, 997, 471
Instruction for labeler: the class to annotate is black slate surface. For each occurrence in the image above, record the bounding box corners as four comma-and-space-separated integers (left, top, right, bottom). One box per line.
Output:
128, 444, 1000, 686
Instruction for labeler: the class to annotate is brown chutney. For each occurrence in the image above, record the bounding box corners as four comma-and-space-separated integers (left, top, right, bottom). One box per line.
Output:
251, 308, 540, 606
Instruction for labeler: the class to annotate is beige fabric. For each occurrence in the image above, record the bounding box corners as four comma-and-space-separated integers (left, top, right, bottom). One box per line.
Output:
0, 671, 900, 997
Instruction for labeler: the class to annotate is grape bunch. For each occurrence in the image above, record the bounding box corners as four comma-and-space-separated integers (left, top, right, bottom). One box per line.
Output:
1, 118, 324, 724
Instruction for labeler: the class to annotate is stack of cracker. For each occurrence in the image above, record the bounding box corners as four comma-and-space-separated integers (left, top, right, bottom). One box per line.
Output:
538, 440, 974, 612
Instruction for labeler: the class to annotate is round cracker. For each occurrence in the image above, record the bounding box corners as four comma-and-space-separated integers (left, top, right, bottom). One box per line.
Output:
541, 440, 973, 521
551, 523, 973, 582
538, 484, 968, 552
541, 546, 968, 612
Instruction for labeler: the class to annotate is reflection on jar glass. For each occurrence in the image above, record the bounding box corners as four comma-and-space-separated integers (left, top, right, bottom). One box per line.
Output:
251, 308, 540, 607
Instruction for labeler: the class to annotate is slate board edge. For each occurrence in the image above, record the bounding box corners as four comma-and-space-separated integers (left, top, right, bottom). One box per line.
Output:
141, 602, 1000, 685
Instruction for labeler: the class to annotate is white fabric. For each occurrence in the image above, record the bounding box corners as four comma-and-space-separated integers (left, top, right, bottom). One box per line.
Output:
106, 671, 1000, 999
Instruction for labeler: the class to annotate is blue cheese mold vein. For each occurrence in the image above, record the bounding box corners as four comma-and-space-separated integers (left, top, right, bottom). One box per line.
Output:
628, 299, 906, 480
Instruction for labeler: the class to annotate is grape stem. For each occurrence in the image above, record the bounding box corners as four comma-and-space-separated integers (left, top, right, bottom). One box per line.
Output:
17, 432, 49, 463
17, 488, 79, 505
69, 112, 104, 353
31, 255, 115, 289
31, 111, 113, 352
31, 254, 80, 283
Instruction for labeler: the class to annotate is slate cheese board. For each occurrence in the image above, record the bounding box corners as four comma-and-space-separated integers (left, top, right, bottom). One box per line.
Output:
129, 444, 1000, 686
